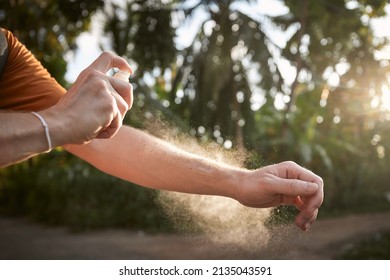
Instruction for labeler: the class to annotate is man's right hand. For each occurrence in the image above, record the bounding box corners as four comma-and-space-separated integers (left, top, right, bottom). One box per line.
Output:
42, 52, 133, 146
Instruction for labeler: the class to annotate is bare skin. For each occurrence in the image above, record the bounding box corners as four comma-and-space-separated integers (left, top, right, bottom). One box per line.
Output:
0, 52, 324, 231
0, 52, 133, 167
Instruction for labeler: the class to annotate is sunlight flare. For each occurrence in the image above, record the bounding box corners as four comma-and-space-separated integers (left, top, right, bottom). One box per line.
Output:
380, 84, 390, 111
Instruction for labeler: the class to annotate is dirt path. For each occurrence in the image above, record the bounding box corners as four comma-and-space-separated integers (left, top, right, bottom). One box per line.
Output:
0, 212, 390, 260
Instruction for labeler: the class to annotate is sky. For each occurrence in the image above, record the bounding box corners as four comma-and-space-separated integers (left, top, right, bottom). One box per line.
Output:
64, 0, 390, 83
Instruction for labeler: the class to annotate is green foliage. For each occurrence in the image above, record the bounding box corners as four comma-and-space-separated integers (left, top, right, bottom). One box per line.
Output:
265, 205, 298, 227
103, 0, 176, 72
172, 0, 280, 145
0, 0, 104, 86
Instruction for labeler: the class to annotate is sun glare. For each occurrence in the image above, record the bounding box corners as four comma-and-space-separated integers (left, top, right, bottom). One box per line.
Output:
380, 85, 390, 111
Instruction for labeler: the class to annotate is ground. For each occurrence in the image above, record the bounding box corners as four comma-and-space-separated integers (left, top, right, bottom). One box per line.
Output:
0, 212, 390, 260
1, 211, 390, 260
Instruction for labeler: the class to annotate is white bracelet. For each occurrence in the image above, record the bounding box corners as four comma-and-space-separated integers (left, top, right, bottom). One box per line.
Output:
31, 111, 52, 153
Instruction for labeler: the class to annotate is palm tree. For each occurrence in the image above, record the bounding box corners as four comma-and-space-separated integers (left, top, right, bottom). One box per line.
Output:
168, 0, 286, 150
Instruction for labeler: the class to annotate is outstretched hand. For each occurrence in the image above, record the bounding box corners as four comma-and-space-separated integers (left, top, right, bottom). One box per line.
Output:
236, 161, 324, 231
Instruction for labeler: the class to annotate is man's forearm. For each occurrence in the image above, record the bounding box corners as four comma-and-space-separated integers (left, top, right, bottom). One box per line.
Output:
63, 125, 246, 199
0, 111, 64, 167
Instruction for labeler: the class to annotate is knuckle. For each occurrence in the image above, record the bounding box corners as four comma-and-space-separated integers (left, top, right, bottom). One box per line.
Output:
305, 202, 321, 218
124, 81, 132, 92
88, 69, 104, 80
99, 51, 115, 60
302, 209, 314, 220
289, 179, 299, 193
283, 160, 297, 167
88, 79, 109, 95
318, 177, 324, 188
106, 96, 117, 110
98, 95, 116, 116
315, 196, 324, 207
82, 69, 104, 86
279, 160, 299, 171
118, 99, 129, 112
305, 208, 318, 220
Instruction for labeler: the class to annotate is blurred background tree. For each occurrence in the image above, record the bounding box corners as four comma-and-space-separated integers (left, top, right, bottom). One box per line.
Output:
1, 0, 390, 231
0, 0, 104, 86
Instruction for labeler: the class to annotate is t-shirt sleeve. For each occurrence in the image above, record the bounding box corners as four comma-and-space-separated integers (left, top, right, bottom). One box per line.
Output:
0, 29, 66, 111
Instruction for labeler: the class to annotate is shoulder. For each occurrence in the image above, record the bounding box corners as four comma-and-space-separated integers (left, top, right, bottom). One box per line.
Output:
0, 28, 65, 111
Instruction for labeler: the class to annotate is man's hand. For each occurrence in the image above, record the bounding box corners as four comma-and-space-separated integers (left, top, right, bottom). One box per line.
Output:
42, 52, 133, 146
235, 161, 324, 231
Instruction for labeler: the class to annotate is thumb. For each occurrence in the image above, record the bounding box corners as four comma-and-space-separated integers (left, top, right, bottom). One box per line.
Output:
89, 52, 133, 75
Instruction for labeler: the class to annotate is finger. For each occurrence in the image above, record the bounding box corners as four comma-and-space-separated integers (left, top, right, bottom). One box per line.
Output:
99, 76, 132, 116
94, 94, 122, 139
88, 52, 133, 75
271, 162, 324, 231
295, 188, 323, 231
296, 208, 318, 231
112, 91, 130, 118
96, 111, 121, 139
271, 176, 319, 197
278, 161, 322, 185
108, 76, 133, 110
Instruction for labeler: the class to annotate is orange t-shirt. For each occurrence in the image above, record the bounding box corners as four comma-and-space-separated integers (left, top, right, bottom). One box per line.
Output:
0, 29, 65, 111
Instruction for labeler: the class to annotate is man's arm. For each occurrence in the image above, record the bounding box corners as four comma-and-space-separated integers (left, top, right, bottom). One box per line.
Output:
0, 111, 63, 167
64, 125, 324, 231
0, 52, 133, 168
64, 125, 243, 197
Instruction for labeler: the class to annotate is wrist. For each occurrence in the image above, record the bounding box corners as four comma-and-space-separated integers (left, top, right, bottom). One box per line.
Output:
30, 112, 52, 152
222, 167, 249, 200
39, 107, 69, 148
